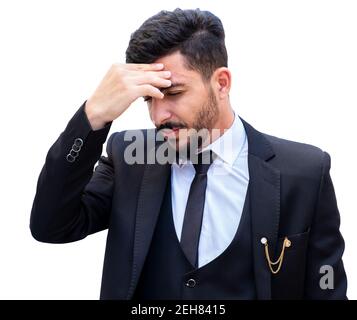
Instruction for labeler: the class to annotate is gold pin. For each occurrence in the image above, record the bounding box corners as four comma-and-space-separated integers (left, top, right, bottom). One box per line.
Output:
261, 236, 291, 274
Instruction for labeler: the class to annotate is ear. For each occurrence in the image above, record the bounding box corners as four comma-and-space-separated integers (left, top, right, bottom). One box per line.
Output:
211, 67, 231, 99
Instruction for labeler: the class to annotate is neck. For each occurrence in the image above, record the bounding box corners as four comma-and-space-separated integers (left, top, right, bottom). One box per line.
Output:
203, 102, 235, 148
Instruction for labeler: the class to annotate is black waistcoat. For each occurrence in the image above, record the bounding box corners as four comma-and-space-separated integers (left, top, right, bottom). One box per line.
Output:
133, 173, 256, 300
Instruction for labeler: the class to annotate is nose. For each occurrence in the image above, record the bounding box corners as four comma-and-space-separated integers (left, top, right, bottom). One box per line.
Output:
149, 98, 172, 127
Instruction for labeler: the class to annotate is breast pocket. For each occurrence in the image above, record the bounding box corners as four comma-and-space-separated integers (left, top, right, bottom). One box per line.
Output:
271, 229, 310, 299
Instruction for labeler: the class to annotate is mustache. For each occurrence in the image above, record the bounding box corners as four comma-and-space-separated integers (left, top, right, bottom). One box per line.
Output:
156, 121, 187, 131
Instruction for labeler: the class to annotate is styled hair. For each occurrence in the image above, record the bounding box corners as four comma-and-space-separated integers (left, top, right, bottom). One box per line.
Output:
125, 8, 228, 80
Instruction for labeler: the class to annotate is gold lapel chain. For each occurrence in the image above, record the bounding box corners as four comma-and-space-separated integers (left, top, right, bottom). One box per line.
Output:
261, 236, 291, 274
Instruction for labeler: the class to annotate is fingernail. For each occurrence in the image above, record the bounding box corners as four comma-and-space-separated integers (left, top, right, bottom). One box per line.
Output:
164, 71, 171, 77
155, 63, 164, 68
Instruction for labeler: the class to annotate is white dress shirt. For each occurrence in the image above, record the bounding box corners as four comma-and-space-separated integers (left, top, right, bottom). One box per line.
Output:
171, 112, 249, 267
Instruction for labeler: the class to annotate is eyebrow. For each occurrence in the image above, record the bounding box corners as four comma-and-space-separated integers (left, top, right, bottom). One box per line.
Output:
160, 82, 186, 93
143, 82, 187, 101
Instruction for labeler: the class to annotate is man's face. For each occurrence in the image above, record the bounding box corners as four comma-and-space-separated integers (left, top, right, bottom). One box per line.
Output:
146, 51, 219, 154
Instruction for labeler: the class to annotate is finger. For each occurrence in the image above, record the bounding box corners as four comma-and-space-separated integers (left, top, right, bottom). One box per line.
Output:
128, 70, 171, 79
125, 63, 164, 71
132, 74, 172, 88
136, 84, 165, 100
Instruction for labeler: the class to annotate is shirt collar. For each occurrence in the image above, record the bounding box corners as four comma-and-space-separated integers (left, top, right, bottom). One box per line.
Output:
201, 112, 245, 166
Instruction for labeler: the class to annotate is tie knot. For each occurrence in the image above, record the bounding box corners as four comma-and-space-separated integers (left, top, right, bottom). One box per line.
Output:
193, 150, 216, 175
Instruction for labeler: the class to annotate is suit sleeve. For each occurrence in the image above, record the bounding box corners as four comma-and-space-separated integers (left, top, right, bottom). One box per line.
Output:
304, 152, 348, 299
30, 102, 116, 243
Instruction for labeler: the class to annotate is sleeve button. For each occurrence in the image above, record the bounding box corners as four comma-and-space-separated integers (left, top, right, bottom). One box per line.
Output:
72, 144, 81, 152
66, 154, 75, 163
74, 138, 83, 147
70, 149, 79, 158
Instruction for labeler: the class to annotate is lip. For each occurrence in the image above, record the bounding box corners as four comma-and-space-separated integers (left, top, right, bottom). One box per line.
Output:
161, 127, 180, 139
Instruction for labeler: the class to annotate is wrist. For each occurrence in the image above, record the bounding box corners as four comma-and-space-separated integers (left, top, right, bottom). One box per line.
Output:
84, 101, 107, 131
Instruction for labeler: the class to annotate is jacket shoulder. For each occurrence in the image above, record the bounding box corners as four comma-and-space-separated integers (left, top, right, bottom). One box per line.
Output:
264, 133, 326, 160
262, 133, 329, 178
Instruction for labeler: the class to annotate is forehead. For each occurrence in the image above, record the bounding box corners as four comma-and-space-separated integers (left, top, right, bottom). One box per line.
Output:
154, 51, 201, 85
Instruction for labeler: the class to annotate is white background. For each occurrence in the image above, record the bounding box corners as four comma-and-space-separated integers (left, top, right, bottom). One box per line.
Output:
0, 0, 356, 299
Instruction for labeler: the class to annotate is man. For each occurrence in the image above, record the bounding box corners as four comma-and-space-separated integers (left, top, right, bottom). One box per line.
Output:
30, 8, 347, 299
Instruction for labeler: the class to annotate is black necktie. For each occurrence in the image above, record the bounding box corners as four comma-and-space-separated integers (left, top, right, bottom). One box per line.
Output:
180, 151, 215, 268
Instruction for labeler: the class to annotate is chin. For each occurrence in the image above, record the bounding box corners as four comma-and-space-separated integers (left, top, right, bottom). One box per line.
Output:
165, 136, 186, 153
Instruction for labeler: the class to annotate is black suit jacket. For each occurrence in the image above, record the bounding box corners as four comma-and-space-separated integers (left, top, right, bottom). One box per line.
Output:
30, 103, 347, 299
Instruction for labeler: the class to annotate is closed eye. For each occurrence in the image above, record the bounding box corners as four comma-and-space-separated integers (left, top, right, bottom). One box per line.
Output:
143, 91, 183, 102
165, 91, 182, 96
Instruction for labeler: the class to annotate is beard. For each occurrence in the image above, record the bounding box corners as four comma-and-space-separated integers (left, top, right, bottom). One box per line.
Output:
192, 86, 220, 132
159, 86, 220, 160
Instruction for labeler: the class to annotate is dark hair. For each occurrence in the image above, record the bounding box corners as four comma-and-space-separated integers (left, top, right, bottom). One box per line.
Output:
125, 8, 228, 80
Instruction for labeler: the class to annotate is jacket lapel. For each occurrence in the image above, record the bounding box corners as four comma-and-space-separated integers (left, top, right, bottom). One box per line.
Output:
241, 118, 281, 300
126, 143, 171, 299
